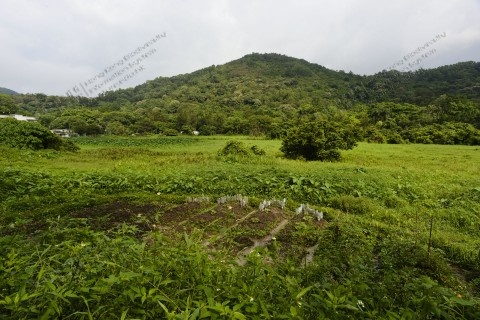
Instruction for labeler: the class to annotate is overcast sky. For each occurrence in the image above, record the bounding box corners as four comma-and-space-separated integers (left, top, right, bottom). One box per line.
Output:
1, 0, 479, 96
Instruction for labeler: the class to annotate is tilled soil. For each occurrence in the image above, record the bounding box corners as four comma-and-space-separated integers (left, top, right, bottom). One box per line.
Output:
71, 201, 162, 231
67, 199, 327, 265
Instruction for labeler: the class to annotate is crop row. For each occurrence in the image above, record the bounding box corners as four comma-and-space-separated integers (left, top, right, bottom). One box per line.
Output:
71, 136, 201, 147
0, 168, 424, 202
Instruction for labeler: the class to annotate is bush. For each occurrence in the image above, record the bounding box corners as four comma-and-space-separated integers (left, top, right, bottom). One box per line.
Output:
385, 131, 405, 144
0, 118, 79, 151
218, 141, 252, 158
59, 139, 81, 152
199, 125, 217, 136
281, 120, 361, 161
250, 145, 266, 156
366, 129, 387, 144
218, 141, 266, 159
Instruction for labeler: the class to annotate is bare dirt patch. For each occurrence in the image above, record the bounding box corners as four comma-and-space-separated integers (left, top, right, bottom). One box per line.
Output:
156, 202, 206, 225
233, 235, 255, 247
71, 201, 163, 231
212, 203, 251, 220
66, 200, 328, 266
275, 212, 327, 264
239, 207, 286, 232
187, 203, 250, 228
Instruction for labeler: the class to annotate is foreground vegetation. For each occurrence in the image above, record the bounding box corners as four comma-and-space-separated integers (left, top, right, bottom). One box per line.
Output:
1, 135, 479, 319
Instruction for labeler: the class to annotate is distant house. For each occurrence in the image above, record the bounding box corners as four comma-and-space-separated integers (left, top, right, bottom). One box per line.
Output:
0, 114, 37, 122
51, 129, 75, 138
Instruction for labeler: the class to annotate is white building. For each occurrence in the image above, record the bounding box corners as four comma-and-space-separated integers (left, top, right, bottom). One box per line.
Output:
0, 114, 37, 121
50, 129, 75, 138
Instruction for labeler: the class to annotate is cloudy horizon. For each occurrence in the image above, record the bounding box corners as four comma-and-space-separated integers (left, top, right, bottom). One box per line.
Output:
1, 0, 479, 96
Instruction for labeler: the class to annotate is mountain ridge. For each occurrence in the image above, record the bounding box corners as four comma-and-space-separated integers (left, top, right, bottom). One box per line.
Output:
97, 53, 480, 106
9, 53, 480, 142
0, 87, 18, 95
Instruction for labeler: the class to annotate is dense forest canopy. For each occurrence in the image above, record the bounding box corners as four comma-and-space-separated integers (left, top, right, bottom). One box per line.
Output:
2, 53, 480, 144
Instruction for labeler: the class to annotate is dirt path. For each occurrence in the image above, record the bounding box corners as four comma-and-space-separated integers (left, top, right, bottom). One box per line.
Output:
236, 219, 289, 266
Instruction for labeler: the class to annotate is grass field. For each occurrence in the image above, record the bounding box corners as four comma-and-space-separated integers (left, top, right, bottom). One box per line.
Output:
1, 136, 479, 319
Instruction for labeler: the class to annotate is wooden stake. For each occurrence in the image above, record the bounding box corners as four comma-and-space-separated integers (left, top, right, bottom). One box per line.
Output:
427, 215, 434, 258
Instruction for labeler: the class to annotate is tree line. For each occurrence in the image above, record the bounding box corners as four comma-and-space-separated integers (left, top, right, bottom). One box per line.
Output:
1, 53, 479, 145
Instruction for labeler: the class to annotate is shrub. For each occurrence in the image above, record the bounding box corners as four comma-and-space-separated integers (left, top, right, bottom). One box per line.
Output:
250, 145, 266, 156
385, 131, 405, 144
218, 141, 251, 157
199, 125, 217, 136
366, 129, 387, 144
0, 118, 79, 151
281, 120, 361, 161
218, 141, 266, 159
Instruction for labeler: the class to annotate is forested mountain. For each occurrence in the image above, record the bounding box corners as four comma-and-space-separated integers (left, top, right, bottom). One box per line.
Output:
96, 53, 480, 106
5, 53, 480, 144
96, 53, 359, 111
0, 87, 18, 95
360, 61, 480, 105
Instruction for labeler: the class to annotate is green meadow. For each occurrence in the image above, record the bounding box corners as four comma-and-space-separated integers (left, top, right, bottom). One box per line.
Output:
1, 136, 479, 319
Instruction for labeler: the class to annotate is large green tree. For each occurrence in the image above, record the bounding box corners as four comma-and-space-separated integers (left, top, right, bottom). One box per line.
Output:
0, 93, 17, 114
0, 118, 78, 151
281, 119, 361, 161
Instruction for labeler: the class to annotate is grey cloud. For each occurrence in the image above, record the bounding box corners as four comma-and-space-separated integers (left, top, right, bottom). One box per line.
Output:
1, 0, 478, 95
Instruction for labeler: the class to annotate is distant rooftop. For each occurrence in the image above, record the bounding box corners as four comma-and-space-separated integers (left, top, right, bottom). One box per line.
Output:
0, 114, 37, 121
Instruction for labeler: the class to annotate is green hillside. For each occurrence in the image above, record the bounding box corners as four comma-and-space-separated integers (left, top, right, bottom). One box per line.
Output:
98, 53, 357, 108
0, 87, 18, 95
9, 53, 480, 143
360, 61, 480, 105
97, 53, 480, 106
